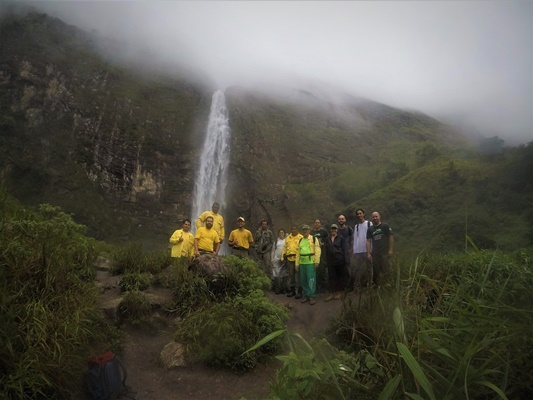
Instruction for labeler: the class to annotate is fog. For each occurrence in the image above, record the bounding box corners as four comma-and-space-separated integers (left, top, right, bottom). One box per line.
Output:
19, 1, 533, 144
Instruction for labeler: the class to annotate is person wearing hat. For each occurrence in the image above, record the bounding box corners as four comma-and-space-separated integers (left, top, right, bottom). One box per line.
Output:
324, 224, 350, 301
295, 224, 321, 305
228, 217, 254, 258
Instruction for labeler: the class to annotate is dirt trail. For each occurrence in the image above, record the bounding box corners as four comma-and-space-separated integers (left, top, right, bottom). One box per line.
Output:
93, 268, 353, 400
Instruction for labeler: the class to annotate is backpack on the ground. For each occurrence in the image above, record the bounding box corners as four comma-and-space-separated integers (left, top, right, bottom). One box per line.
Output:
85, 351, 128, 400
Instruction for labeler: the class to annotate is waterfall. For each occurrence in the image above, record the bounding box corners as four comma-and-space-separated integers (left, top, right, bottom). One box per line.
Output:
191, 90, 231, 252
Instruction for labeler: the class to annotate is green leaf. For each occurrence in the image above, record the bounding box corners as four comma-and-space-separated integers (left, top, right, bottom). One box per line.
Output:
378, 374, 402, 400
397, 342, 436, 400
242, 329, 286, 355
477, 380, 509, 400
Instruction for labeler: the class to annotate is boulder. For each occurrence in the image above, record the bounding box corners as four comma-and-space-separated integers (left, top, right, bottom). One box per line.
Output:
160, 341, 187, 368
189, 254, 226, 278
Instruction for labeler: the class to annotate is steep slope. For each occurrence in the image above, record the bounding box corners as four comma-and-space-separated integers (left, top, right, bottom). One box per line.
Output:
224, 86, 466, 230
0, 12, 211, 245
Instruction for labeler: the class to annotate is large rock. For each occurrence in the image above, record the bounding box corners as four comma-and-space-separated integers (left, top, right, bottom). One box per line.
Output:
189, 254, 226, 278
160, 341, 187, 369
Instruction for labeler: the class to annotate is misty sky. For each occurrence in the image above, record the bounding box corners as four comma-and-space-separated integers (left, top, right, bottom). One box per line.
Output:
23, 1, 533, 144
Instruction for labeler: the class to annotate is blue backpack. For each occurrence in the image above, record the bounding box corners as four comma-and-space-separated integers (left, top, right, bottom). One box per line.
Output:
86, 351, 128, 400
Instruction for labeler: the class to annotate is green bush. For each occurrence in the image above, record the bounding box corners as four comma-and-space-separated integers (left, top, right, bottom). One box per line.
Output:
175, 289, 288, 371
111, 244, 171, 275
0, 198, 118, 398
118, 272, 152, 292
118, 291, 152, 326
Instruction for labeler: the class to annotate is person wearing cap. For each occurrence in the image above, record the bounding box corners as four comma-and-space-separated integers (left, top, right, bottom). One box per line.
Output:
254, 219, 274, 275
312, 219, 329, 293
296, 224, 321, 305
196, 202, 225, 243
169, 219, 195, 261
228, 217, 254, 258
194, 216, 221, 256
324, 224, 350, 301
282, 225, 303, 298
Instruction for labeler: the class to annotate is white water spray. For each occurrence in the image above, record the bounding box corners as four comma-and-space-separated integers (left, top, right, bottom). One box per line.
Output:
191, 90, 231, 246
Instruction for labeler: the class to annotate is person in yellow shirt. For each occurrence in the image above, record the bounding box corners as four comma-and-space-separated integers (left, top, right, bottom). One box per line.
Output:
228, 217, 254, 258
282, 225, 303, 298
169, 219, 195, 260
194, 216, 221, 256
196, 202, 225, 242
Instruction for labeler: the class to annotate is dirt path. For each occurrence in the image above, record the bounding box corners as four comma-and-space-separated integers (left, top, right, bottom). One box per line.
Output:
94, 268, 353, 400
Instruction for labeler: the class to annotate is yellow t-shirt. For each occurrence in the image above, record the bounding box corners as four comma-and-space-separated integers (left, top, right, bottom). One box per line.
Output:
195, 227, 220, 252
196, 211, 225, 240
169, 229, 194, 258
228, 229, 254, 249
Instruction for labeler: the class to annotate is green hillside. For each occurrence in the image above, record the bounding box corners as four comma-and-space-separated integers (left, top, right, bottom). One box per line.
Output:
0, 11, 531, 254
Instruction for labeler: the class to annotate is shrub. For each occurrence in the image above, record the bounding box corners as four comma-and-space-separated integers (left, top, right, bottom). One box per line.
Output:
111, 244, 171, 275
175, 289, 288, 371
118, 272, 152, 292
118, 291, 152, 326
0, 199, 118, 398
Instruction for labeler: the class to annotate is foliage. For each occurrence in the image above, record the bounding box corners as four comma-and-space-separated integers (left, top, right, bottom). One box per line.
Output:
118, 291, 152, 327
247, 331, 384, 400
256, 248, 533, 399
111, 244, 171, 275
118, 272, 153, 292
0, 194, 119, 399
175, 288, 288, 371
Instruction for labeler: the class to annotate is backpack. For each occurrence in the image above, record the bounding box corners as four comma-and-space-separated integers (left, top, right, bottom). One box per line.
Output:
85, 351, 128, 400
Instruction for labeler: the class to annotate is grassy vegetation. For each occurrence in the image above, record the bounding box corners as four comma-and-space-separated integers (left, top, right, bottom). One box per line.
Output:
172, 256, 289, 371
250, 247, 533, 399
0, 191, 121, 399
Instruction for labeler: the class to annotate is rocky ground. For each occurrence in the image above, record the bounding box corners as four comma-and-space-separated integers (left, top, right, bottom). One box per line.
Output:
91, 261, 354, 400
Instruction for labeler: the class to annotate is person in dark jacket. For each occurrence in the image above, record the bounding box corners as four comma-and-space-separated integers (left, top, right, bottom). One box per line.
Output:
324, 224, 350, 301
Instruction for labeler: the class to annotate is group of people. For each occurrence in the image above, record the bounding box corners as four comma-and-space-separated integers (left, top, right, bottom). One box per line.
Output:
169, 203, 394, 305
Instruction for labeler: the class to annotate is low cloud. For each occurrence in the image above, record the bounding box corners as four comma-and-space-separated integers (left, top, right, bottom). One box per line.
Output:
21, 1, 533, 144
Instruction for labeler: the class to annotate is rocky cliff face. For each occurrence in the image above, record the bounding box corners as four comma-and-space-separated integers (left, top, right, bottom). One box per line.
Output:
3, 12, 490, 252
0, 12, 211, 246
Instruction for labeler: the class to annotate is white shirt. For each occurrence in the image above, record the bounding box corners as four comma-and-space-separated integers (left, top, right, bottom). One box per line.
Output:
353, 220, 371, 254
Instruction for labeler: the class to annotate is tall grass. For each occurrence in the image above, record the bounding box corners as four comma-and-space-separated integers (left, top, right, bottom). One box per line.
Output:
253, 248, 533, 399
0, 195, 120, 399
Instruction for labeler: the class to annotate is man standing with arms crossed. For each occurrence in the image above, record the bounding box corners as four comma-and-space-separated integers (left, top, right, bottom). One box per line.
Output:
366, 212, 394, 287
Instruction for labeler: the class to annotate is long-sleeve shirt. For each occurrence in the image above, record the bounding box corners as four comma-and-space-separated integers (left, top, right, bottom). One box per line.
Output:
282, 233, 303, 262
169, 229, 195, 258
296, 235, 321, 267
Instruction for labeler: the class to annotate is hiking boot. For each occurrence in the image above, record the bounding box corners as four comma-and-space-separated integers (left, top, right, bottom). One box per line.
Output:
295, 293, 303, 299
301, 297, 309, 303
334, 292, 342, 300
286, 288, 295, 297
310, 298, 316, 305
324, 294, 334, 302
